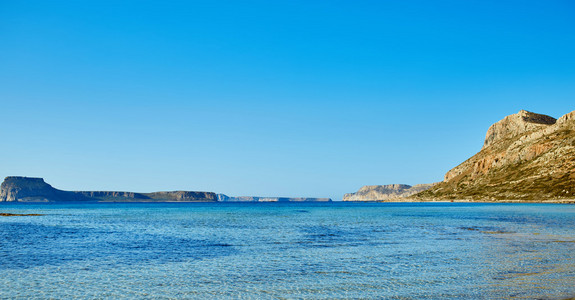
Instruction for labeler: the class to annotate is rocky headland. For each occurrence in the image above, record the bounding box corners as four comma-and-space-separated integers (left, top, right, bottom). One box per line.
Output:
0, 177, 81, 202
0, 177, 332, 203
0, 177, 218, 202
415, 110, 575, 202
343, 184, 436, 201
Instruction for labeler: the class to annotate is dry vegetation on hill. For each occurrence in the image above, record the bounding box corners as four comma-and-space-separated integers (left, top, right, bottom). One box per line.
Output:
416, 110, 575, 201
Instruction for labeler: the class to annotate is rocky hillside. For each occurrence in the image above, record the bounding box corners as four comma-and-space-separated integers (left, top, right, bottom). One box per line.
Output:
0, 177, 217, 202
416, 110, 575, 201
217, 194, 331, 202
343, 184, 436, 201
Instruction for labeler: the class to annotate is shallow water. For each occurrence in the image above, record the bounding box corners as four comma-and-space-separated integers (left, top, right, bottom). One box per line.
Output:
1, 202, 574, 299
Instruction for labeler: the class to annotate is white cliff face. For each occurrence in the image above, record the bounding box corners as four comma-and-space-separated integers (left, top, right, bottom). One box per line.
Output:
343, 183, 436, 201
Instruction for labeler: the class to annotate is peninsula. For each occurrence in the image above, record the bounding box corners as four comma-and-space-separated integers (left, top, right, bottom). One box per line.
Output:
0, 177, 332, 203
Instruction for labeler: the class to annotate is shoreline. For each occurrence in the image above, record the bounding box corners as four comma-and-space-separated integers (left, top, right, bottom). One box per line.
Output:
2, 199, 575, 204
343, 199, 575, 204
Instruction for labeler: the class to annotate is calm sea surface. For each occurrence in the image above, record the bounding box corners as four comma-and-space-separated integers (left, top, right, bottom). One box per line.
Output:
1, 202, 574, 299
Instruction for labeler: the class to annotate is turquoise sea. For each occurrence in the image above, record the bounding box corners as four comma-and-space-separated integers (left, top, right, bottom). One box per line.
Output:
1, 202, 574, 299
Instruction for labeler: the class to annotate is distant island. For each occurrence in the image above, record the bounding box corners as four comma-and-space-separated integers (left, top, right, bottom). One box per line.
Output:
343, 184, 437, 201
0, 177, 331, 203
345, 109, 575, 203
217, 194, 331, 202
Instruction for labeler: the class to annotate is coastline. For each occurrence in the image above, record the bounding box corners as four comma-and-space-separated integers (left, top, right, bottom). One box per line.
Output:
343, 198, 575, 204
4, 199, 575, 204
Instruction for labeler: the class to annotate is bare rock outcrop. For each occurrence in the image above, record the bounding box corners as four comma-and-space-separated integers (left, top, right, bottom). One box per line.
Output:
417, 109, 575, 201
343, 183, 436, 201
482, 110, 556, 150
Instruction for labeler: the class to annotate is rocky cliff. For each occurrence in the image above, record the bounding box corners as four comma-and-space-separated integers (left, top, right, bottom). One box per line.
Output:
0, 177, 87, 202
217, 194, 331, 202
416, 110, 575, 201
482, 110, 556, 150
0, 177, 218, 202
343, 183, 436, 201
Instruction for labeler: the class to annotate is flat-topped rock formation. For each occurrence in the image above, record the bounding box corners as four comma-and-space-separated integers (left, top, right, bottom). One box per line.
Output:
416, 109, 575, 201
0, 177, 328, 203
0, 177, 217, 202
74, 190, 217, 202
217, 194, 331, 202
343, 183, 436, 201
0, 177, 86, 202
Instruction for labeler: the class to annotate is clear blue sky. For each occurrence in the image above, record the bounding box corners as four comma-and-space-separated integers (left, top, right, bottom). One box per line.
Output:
1, 0, 574, 200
